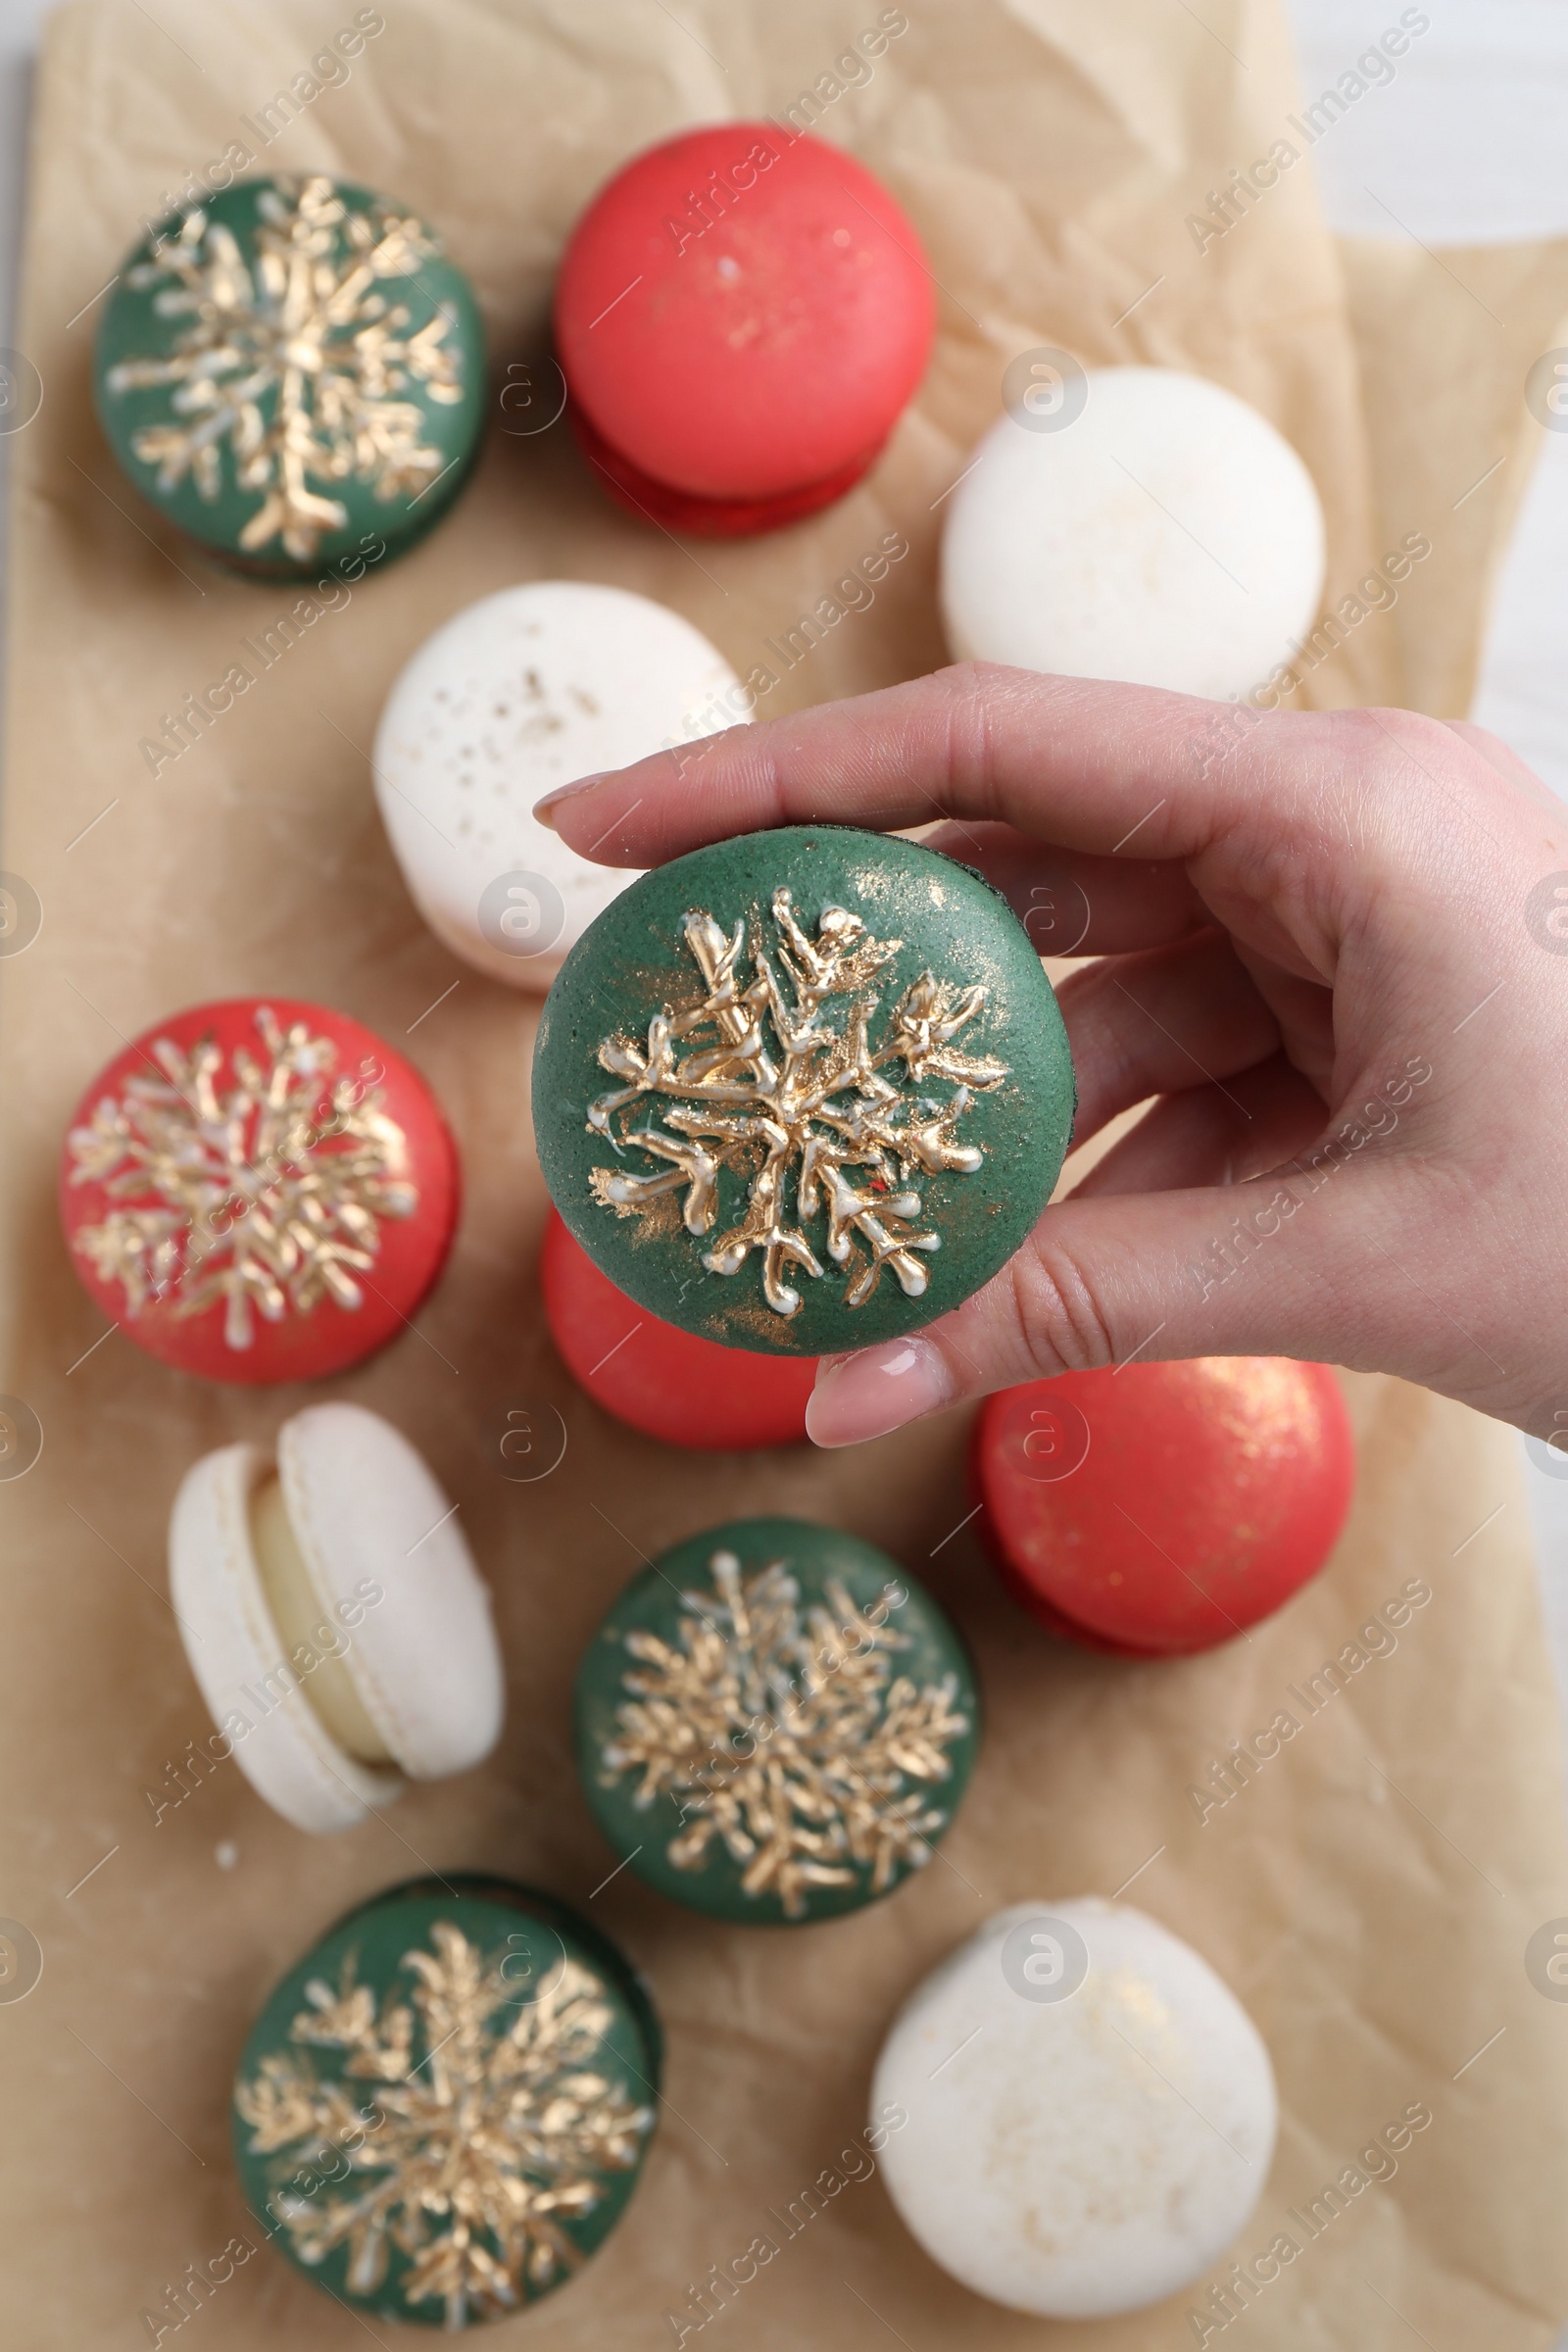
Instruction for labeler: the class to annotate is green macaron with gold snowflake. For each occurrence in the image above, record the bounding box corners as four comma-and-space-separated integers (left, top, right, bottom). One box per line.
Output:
533, 824, 1075, 1355
94, 173, 484, 578
230, 1876, 660, 2326
574, 1517, 980, 1926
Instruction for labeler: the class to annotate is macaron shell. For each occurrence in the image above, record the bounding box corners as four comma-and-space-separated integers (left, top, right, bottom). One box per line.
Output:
59, 997, 460, 1385
574, 1514, 980, 1924
557, 125, 935, 502
973, 1428, 1184, 1656
973, 1359, 1355, 1653
372, 581, 749, 988
872, 1896, 1277, 2317
540, 1209, 814, 1448
566, 395, 887, 538
940, 367, 1325, 698
986, 1537, 1165, 1657
93, 177, 485, 580
277, 1401, 503, 1779
169, 1441, 399, 1834
532, 825, 1075, 1355
231, 1877, 661, 2325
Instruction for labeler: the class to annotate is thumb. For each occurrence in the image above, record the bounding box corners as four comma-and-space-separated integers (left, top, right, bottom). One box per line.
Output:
804, 1163, 1397, 1446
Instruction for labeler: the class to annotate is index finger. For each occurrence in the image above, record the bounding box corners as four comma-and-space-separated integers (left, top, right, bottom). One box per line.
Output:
536, 661, 1302, 868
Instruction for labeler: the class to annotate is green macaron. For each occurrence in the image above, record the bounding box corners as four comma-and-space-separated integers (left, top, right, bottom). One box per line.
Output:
230, 1876, 660, 2326
532, 825, 1075, 1355
574, 1517, 981, 1926
94, 174, 485, 578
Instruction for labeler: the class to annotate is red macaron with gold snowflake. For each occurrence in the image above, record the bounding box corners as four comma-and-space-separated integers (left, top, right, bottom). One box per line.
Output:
59, 997, 458, 1384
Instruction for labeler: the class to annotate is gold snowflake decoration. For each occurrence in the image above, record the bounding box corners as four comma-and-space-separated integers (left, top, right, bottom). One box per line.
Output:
603, 1548, 971, 1919
105, 175, 465, 560
66, 1004, 416, 1350
588, 887, 1009, 1315
235, 1920, 655, 2325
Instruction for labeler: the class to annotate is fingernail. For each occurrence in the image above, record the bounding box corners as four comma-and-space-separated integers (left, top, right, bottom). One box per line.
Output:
805, 1336, 954, 1448
532, 774, 609, 832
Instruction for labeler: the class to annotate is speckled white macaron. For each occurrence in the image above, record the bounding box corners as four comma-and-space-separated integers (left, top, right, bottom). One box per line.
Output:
169, 1401, 504, 1834
872, 1897, 1277, 2318
940, 367, 1325, 699
372, 580, 751, 987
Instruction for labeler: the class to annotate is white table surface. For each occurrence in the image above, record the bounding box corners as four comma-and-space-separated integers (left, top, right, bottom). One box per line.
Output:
1, 8, 1566, 2319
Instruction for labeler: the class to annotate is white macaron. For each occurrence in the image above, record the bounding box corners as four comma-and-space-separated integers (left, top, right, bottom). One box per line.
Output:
372, 579, 751, 988
940, 366, 1325, 699
168, 1401, 504, 1835
872, 1897, 1277, 2318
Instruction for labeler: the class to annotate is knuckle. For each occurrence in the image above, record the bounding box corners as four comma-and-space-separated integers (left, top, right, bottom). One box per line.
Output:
1260, 705, 1473, 872
926, 662, 1004, 811
922, 662, 1096, 820
1336, 705, 1457, 792
1009, 1228, 1120, 1377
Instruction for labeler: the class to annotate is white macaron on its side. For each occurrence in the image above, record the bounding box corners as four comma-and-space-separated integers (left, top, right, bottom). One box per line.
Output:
939, 366, 1325, 700
169, 1402, 504, 1834
872, 1896, 1278, 2318
372, 579, 752, 988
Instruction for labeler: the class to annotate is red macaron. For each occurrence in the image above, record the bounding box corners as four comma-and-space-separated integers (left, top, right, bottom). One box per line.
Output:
972, 1358, 1355, 1656
541, 1209, 815, 1448
60, 998, 459, 1385
556, 122, 936, 535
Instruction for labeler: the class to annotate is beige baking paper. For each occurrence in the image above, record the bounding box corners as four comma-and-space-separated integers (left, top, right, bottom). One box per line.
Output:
3, 2, 1568, 2347
1337, 232, 1568, 719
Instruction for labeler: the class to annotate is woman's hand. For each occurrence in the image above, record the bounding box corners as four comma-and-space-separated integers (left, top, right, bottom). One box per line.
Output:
536, 662, 1568, 1450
